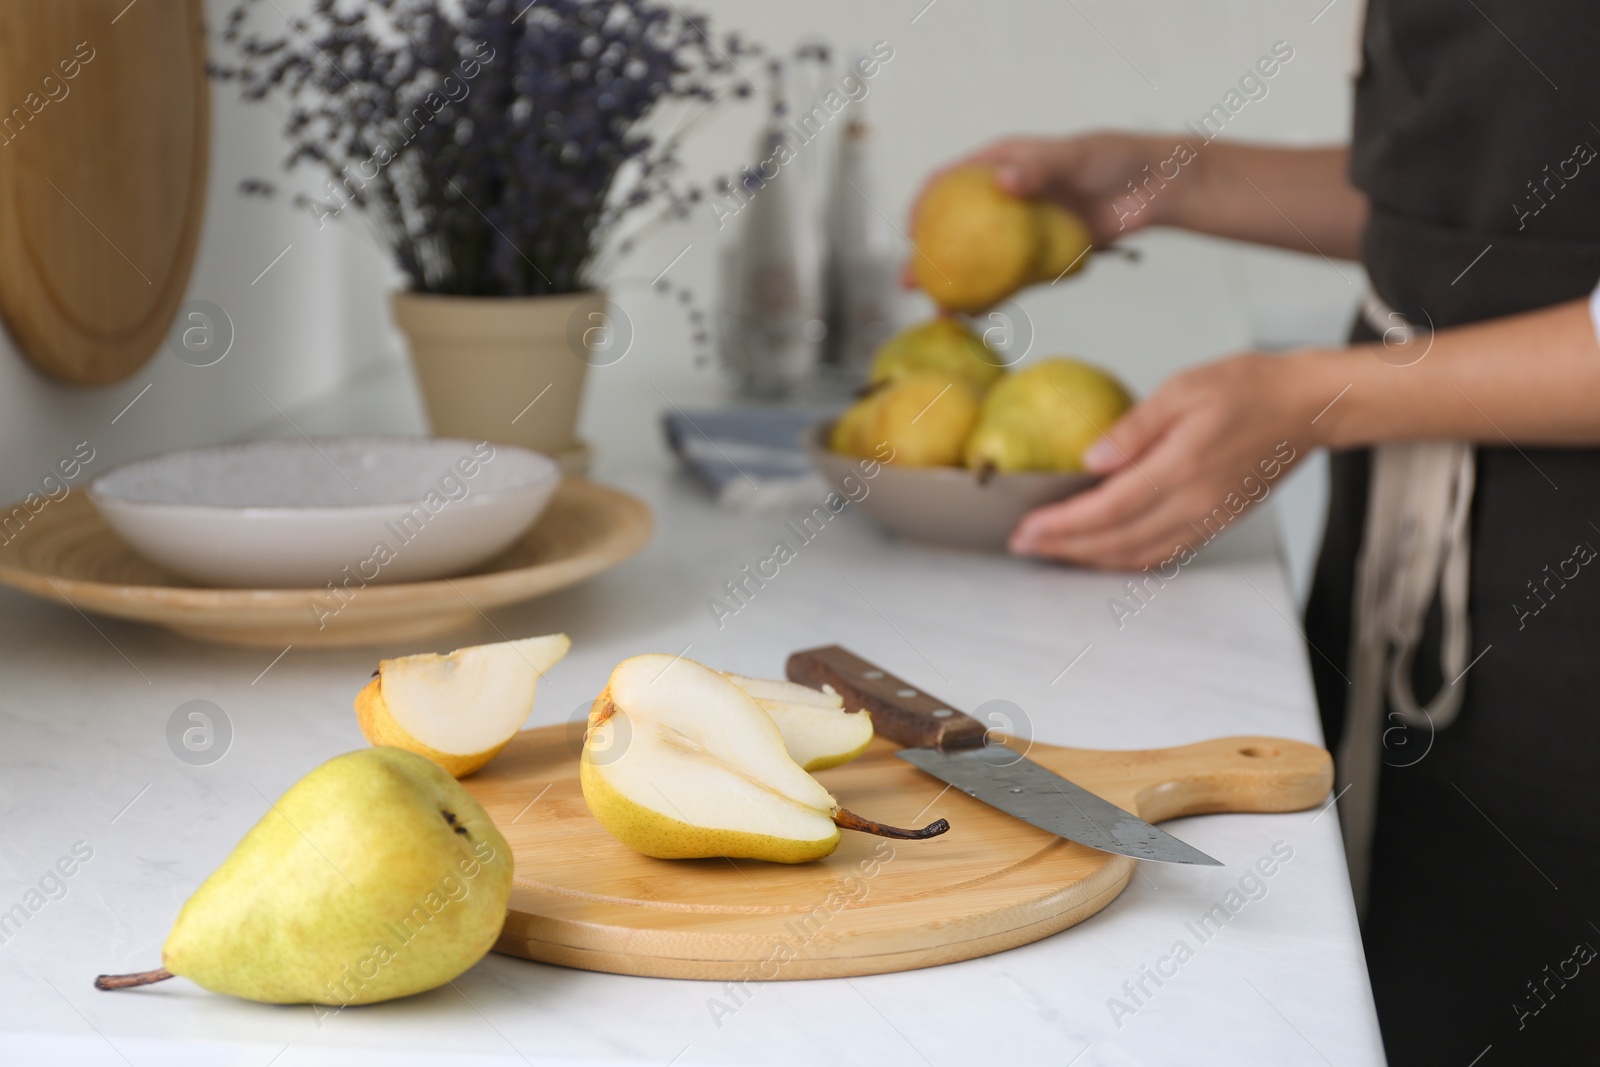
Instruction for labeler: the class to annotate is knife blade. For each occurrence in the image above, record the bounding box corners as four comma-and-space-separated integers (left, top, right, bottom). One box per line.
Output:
786, 645, 1222, 866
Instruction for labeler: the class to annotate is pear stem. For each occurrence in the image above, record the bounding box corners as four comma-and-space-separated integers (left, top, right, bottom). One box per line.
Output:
94, 968, 173, 991
833, 808, 951, 840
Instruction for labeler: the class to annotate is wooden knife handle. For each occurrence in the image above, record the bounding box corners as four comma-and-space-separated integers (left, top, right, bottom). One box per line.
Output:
785, 645, 988, 751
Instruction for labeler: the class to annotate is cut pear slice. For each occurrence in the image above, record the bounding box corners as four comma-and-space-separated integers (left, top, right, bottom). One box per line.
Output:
581, 655, 946, 864
724, 672, 874, 771
723, 674, 842, 708
355, 633, 570, 777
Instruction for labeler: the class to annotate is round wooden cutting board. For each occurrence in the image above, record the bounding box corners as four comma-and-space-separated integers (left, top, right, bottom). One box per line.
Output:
0, 0, 210, 385
464, 727, 1332, 980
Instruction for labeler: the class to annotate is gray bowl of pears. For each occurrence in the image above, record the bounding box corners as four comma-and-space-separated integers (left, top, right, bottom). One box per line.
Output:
806, 321, 1131, 551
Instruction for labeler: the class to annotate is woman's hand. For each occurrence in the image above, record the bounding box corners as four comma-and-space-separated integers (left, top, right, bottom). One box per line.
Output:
904, 135, 1366, 266
954, 133, 1193, 242
901, 133, 1195, 286
1009, 352, 1333, 569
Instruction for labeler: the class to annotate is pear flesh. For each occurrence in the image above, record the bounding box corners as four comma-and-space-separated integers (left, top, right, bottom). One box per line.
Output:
724, 672, 874, 771
356, 633, 570, 777
97, 748, 513, 1005
965, 357, 1134, 473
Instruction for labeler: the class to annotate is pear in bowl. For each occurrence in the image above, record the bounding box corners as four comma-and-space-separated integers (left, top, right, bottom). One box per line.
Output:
808, 355, 1129, 550
831, 370, 983, 468
965, 358, 1133, 474
869, 318, 1005, 394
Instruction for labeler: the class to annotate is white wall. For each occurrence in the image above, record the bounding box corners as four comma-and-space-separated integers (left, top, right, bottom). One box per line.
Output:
0, 0, 403, 505
0, 0, 1364, 599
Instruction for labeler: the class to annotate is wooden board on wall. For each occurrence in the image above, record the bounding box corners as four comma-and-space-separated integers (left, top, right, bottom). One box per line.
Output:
0, 0, 210, 386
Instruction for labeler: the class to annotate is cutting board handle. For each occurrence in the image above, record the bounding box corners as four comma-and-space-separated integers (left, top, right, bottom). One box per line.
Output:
786, 645, 988, 750
1102, 736, 1334, 823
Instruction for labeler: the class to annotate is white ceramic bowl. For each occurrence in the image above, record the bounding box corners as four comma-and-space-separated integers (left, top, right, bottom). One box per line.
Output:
88, 437, 560, 588
805, 422, 1096, 551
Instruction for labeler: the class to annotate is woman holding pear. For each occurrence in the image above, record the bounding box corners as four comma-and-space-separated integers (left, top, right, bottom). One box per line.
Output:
906, 3, 1600, 1060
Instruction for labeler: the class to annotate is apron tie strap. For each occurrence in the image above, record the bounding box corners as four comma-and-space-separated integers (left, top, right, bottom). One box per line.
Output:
1337, 293, 1477, 915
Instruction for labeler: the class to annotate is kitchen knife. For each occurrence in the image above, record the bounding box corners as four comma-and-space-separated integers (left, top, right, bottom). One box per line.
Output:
786, 645, 1223, 866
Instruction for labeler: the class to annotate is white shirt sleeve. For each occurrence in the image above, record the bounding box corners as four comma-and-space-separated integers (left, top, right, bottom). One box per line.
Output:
1591, 277, 1600, 346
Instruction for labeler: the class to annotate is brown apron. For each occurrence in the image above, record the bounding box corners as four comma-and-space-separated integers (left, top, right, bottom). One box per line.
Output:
1307, 0, 1600, 1062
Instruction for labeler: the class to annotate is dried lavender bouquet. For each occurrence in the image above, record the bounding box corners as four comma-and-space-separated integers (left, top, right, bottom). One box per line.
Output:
214, 0, 759, 296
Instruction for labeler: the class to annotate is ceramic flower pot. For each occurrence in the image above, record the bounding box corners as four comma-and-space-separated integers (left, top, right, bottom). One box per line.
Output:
392, 291, 606, 476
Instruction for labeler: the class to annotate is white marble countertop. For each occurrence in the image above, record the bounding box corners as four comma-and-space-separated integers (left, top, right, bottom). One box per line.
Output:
0, 358, 1383, 1066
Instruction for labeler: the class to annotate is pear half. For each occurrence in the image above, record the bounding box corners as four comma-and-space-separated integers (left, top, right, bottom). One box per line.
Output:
356, 633, 570, 777
96, 748, 513, 1005
581, 655, 945, 864
724, 672, 874, 771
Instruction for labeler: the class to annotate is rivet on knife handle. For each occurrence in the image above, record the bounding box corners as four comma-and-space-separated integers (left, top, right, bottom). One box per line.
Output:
785, 645, 987, 751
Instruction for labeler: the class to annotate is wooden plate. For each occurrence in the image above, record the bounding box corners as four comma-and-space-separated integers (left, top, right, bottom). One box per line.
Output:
0, 480, 651, 648
0, 0, 210, 385
464, 727, 1332, 980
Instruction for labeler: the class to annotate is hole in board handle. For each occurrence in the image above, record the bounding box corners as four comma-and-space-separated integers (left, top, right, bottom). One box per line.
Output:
1238, 745, 1281, 759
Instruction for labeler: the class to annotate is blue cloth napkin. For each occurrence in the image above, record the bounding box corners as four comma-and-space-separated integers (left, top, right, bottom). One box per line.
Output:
661, 406, 839, 510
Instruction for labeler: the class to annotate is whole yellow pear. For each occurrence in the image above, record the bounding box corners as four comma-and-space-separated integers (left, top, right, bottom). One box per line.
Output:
869, 317, 1005, 393
1031, 203, 1094, 283
829, 394, 879, 458
964, 358, 1133, 473
911, 166, 1040, 314
96, 748, 513, 1006
868, 371, 983, 467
